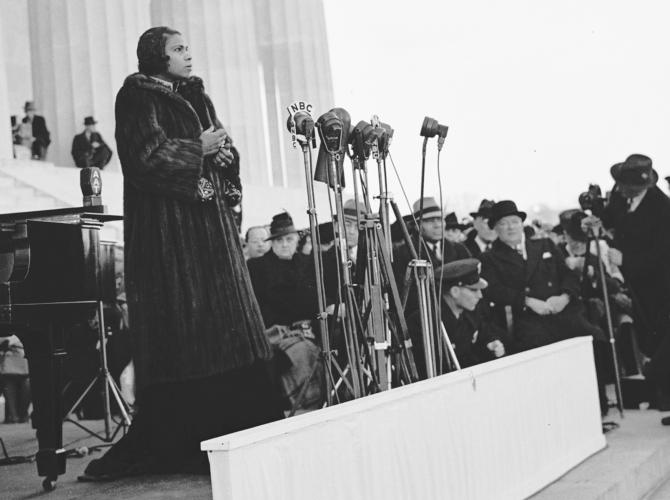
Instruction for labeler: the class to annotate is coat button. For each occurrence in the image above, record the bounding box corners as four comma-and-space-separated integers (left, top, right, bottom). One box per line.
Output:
525, 287, 530, 293
547, 281, 552, 287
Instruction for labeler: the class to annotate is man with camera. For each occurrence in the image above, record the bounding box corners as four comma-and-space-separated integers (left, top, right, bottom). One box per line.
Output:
598, 154, 670, 419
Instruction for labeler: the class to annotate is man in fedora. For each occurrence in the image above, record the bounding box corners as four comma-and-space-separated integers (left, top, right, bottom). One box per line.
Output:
247, 212, 317, 329
443, 212, 466, 243
393, 197, 470, 315
600, 154, 670, 417
464, 199, 497, 257
480, 200, 604, 352
322, 199, 365, 307
71, 116, 113, 169
406, 258, 505, 379
247, 212, 322, 411
21, 101, 50, 160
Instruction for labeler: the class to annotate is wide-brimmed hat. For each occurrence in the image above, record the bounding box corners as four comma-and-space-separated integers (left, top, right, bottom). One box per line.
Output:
469, 199, 495, 218
444, 212, 466, 230
24, 101, 36, 111
488, 200, 527, 229
266, 212, 298, 241
412, 196, 442, 219
438, 258, 488, 290
610, 154, 658, 187
84, 116, 97, 126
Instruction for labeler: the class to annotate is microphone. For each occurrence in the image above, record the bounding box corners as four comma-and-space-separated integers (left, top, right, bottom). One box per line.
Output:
316, 111, 344, 155
80, 167, 102, 206
420, 116, 449, 151
285, 100, 316, 147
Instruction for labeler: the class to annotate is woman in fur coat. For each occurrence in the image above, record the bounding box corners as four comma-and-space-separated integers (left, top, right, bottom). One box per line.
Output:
80, 26, 282, 481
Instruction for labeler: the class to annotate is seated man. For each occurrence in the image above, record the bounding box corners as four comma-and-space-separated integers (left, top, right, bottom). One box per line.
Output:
246, 212, 321, 410
71, 116, 112, 169
394, 197, 471, 315
407, 258, 505, 379
479, 200, 603, 352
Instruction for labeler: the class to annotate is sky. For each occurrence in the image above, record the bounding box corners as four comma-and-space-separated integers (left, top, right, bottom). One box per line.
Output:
322, 0, 670, 220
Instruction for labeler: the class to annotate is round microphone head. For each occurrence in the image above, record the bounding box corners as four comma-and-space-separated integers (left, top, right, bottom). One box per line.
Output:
421, 116, 439, 138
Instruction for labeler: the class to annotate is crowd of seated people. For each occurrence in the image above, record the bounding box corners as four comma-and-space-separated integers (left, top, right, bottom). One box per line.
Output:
238, 155, 670, 421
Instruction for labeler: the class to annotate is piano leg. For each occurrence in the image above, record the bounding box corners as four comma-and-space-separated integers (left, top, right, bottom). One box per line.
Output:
22, 323, 67, 490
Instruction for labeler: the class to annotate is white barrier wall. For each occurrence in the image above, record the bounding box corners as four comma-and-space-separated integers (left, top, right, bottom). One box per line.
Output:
202, 338, 606, 500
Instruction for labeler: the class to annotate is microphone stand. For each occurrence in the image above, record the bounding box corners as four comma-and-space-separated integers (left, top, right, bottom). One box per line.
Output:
585, 222, 624, 418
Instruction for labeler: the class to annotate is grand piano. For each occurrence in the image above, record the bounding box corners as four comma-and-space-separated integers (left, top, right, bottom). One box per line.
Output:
0, 168, 124, 490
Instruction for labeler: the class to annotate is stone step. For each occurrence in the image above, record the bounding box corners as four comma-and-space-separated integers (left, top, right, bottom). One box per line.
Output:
532, 410, 670, 500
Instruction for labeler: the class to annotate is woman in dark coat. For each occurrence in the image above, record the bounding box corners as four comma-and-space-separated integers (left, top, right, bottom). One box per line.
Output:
80, 26, 281, 481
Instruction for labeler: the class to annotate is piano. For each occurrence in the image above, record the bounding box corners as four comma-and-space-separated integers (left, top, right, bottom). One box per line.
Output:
0, 169, 123, 491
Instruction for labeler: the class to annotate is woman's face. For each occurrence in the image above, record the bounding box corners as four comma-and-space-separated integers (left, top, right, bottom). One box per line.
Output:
164, 33, 192, 80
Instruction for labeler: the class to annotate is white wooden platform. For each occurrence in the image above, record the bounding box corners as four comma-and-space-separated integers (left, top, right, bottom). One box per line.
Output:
202, 337, 606, 500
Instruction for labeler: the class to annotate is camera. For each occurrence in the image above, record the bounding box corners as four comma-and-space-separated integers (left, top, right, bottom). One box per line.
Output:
578, 184, 607, 216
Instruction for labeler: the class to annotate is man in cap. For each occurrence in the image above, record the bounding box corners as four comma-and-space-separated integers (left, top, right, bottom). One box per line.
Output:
600, 154, 670, 416
464, 199, 497, 257
407, 258, 505, 379
479, 200, 604, 352
393, 196, 470, 314
21, 101, 50, 160
71, 116, 113, 169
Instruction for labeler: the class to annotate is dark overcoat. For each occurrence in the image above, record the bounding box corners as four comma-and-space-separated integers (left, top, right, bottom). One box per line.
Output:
115, 73, 271, 389
71, 131, 112, 169
480, 238, 602, 351
602, 186, 670, 353
247, 250, 318, 328
407, 300, 503, 379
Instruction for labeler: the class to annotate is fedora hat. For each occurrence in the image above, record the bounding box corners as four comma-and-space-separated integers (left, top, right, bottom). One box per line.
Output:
24, 101, 36, 111
444, 212, 466, 230
610, 154, 658, 187
488, 200, 527, 229
343, 199, 366, 219
266, 212, 298, 241
84, 116, 97, 126
469, 199, 495, 218
412, 196, 442, 219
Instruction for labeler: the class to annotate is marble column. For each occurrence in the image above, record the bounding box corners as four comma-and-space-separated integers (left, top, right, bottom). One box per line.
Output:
0, 19, 13, 160
27, 0, 151, 168
151, 0, 270, 186
252, 0, 335, 188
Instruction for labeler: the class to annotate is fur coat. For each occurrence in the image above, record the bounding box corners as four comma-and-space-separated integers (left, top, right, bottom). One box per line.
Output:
115, 73, 271, 388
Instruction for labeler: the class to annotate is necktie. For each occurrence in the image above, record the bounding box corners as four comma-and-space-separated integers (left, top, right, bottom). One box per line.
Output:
431, 242, 441, 261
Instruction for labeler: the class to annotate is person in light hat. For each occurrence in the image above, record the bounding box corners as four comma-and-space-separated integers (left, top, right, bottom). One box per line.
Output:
21, 100, 51, 160
406, 258, 505, 379
600, 154, 670, 421
393, 196, 470, 315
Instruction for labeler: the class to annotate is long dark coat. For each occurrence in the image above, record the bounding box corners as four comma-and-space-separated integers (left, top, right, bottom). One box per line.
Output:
480, 237, 602, 351
71, 131, 112, 169
115, 73, 271, 389
602, 186, 670, 354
